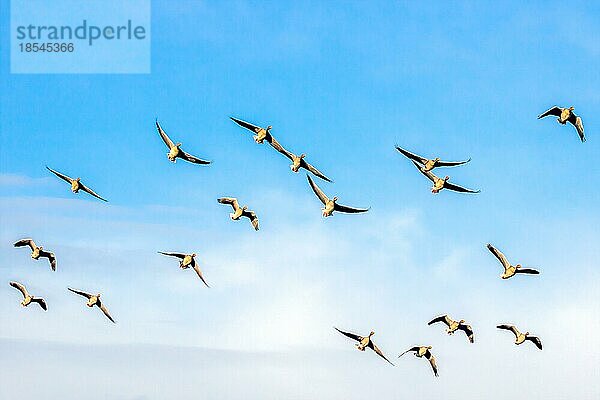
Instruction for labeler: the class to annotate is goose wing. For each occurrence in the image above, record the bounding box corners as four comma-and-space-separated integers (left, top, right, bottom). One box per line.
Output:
217, 197, 240, 212
436, 158, 471, 167
307, 175, 329, 205
567, 113, 585, 142
46, 166, 74, 184
191, 260, 210, 288
458, 323, 474, 343
411, 160, 436, 183
230, 117, 262, 133
443, 180, 480, 194
14, 238, 36, 251
32, 297, 48, 311
427, 353, 439, 377
334, 202, 370, 214
68, 287, 93, 299
179, 149, 211, 165
38, 249, 57, 271
158, 251, 187, 259
487, 244, 511, 270
301, 159, 332, 182
428, 315, 451, 327
79, 182, 108, 202
398, 346, 421, 358
9, 281, 29, 298
537, 106, 562, 119
269, 137, 294, 161
333, 327, 363, 343
242, 209, 259, 231
515, 267, 540, 275
368, 341, 395, 366
526, 335, 543, 350
395, 146, 428, 164
497, 324, 520, 338
155, 120, 175, 149
98, 302, 116, 323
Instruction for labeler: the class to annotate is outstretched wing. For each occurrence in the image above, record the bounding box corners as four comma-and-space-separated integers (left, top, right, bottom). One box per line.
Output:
443, 180, 480, 194
230, 117, 262, 133
334, 203, 370, 214
487, 244, 511, 270
79, 182, 108, 202
427, 354, 439, 377
39, 249, 57, 271
428, 315, 451, 327
395, 146, 427, 164
567, 113, 585, 142
398, 346, 420, 358
217, 197, 240, 211
9, 281, 29, 298
436, 158, 471, 167
411, 160, 436, 183
14, 238, 36, 251
242, 209, 259, 231
307, 175, 329, 205
497, 324, 519, 338
68, 287, 93, 299
155, 120, 175, 149
99, 303, 116, 323
32, 298, 48, 311
526, 335, 543, 350
179, 149, 211, 165
333, 327, 362, 342
268, 137, 294, 161
46, 166, 74, 184
368, 341, 395, 366
458, 323, 474, 343
301, 159, 332, 182
537, 106, 562, 119
158, 251, 187, 259
191, 261, 210, 288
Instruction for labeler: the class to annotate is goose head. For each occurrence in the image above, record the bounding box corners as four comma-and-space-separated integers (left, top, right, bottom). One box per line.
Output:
516, 264, 522, 269
369, 331, 375, 337
433, 157, 441, 163
568, 106, 574, 111
191, 253, 196, 258
266, 125, 272, 132
332, 196, 338, 203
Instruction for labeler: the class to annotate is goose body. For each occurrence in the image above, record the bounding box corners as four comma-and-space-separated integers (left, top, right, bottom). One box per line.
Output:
269, 138, 332, 182
155, 120, 211, 164
217, 197, 259, 230
538, 106, 585, 142
158, 251, 210, 287
14, 238, 57, 271
486, 244, 540, 279
497, 324, 542, 350
68, 288, 115, 323
428, 314, 474, 343
411, 161, 479, 194
307, 175, 369, 217
334, 327, 394, 365
398, 345, 438, 376
395, 146, 470, 172
46, 166, 108, 202
9, 281, 47, 311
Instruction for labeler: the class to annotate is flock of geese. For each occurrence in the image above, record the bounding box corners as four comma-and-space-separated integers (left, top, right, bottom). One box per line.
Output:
8, 104, 586, 377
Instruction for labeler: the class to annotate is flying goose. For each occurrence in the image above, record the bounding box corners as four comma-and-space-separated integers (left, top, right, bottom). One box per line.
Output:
395, 145, 470, 172
155, 120, 211, 164
411, 160, 480, 194
428, 315, 474, 343
486, 244, 540, 279
158, 251, 210, 287
14, 238, 57, 271
68, 288, 115, 323
46, 166, 108, 202
9, 281, 47, 311
398, 346, 439, 377
217, 197, 259, 230
270, 138, 332, 182
307, 175, 369, 217
333, 327, 394, 365
538, 106, 585, 142
497, 324, 542, 350
230, 117, 275, 144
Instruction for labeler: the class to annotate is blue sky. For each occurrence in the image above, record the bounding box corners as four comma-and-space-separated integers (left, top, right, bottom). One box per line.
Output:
1, 1, 599, 399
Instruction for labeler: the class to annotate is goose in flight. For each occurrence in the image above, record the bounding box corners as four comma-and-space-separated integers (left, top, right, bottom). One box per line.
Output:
46, 166, 108, 202
395, 145, 470, 172
217, 197, 259, 230
538, 106, 585, 142
230, 117, 275, 144
497, 324, 542, 350
155, 120, 211, 164
270, 138, 332, 182
158, 252, 210, 287
333, 327, 394, 365
411, 161, 480, 194
428, 314, 474, 343
307, 175, 369, 217
486, 244, 540, 279
398, 346, 439, 377
9, 281, 47, 311
14, 238, 57, 271
68, 288, 115, 323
